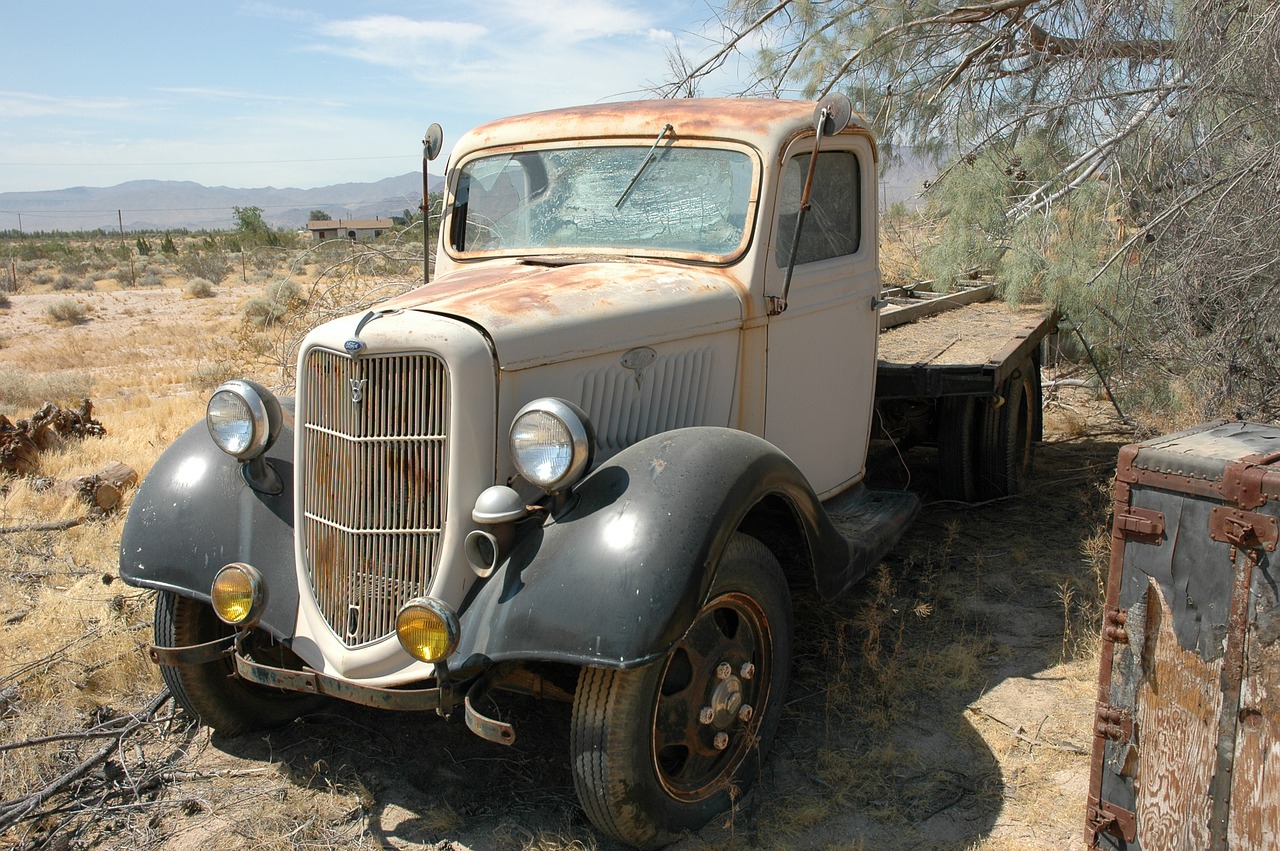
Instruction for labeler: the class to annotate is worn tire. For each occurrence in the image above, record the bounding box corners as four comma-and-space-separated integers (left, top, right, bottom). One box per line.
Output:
976, 365, 1036, 499
154, 591, 321, 736
570, 533, 792, 849
936, 395, 979, 502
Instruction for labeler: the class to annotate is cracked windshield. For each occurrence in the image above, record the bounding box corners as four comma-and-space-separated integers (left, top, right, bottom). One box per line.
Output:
452, 146, 754, 256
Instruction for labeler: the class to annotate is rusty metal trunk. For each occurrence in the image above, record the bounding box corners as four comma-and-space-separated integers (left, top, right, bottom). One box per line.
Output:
1088, 420, 1280, 850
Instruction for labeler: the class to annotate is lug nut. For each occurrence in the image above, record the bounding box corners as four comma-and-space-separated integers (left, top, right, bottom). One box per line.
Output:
699, 706, 715, 725
713, 732, 729, 750
716, 662, 732, 680
739, 662, 755, 680
738, 704, 754, 723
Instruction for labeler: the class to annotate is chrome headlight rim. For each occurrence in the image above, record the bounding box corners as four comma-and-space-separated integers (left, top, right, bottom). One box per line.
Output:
210, 562, 266, 628
395, 597, 461, 664
509, 398, 595, 493
206, 379, 281, 461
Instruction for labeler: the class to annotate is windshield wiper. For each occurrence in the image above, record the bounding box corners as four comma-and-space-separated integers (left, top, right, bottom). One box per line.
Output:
615, 123, 674, 209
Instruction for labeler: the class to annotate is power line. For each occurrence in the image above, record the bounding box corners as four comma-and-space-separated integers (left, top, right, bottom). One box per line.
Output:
0, 155, 416, 167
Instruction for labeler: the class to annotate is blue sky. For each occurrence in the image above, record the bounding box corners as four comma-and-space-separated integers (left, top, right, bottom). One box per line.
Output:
0, 1, 757, 194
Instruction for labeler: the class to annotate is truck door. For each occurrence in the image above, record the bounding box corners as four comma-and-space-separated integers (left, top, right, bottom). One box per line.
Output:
764, 136, 880, 498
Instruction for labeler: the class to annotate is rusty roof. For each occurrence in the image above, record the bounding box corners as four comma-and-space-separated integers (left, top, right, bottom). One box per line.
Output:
454, 98, 876, 161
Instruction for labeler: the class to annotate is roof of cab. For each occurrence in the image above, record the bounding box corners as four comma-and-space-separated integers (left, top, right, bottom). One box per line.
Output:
451, 98, 876, 161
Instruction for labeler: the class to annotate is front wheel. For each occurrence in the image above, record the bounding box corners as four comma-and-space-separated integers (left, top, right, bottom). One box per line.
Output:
570, 533, 793, 849
154, 591, 322, 736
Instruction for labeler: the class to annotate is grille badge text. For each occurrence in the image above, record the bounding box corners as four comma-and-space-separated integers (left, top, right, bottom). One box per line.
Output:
349, 377, 367, 404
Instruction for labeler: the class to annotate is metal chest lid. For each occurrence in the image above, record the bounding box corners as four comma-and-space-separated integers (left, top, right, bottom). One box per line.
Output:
1119, 419, 1280, 491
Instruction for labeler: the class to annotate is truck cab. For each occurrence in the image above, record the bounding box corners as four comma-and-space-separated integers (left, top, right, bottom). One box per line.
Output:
120, 98, 916, 849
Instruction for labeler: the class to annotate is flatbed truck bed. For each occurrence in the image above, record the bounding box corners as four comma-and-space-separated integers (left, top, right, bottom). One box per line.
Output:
871, 284, 1059, 500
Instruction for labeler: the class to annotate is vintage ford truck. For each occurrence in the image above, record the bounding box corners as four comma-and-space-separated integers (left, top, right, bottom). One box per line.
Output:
119, 97, 1054, 848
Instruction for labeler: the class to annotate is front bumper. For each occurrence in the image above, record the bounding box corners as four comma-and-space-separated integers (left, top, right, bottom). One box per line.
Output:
149, 636, 520, 744
150, 636, 449, 713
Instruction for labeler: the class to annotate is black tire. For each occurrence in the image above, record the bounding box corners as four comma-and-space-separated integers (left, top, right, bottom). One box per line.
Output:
976, 365, 1036, 499
154, 591, 322, 736
936, 395, 979, 502
570, 533, 792, 849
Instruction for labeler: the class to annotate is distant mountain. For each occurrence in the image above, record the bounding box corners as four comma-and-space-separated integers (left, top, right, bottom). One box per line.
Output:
1, 150, 934, 234
0, 173, 447, 233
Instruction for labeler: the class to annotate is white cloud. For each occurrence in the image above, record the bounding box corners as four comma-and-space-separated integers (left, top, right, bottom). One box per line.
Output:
156, 87, 346, 108
314, 15, 488, 68
0, 91, 141, 119
491, 0, 652, 44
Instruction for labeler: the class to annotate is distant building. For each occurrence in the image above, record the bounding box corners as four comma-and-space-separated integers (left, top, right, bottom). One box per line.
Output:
306, 218, 394, 241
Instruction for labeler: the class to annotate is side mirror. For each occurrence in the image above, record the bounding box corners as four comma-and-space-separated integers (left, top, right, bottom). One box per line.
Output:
423, 123, 444, 161
814, 93, 852, 137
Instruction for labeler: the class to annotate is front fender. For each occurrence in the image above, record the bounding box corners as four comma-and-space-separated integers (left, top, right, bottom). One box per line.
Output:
451, 427, 851, 670
119, 405, 299, 643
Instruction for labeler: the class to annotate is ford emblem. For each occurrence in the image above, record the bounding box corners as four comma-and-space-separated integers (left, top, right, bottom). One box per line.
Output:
343, 339, 365, 354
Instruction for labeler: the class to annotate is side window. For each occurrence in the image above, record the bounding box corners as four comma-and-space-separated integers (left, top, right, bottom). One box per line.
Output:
450, 154, 539, 251
774, 150, 862, 266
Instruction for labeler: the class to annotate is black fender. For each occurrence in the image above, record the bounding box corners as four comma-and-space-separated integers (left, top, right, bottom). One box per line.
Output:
119, 404, 299, 643
451, 427, 853, 671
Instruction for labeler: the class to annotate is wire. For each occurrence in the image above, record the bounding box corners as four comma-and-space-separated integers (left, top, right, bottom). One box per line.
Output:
0, 155, 415, 167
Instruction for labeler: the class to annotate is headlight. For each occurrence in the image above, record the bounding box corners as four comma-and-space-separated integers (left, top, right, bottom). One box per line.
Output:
206, 379, 281, 461
509, 398, 594, 492
210, 563, 265, 627
396, 598, 460, 663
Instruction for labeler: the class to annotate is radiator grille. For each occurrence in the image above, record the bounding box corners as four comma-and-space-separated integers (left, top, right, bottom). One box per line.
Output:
299, 349, 448, 647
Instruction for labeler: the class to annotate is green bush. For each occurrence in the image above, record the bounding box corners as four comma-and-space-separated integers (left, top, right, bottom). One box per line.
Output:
52, 273, 76, 291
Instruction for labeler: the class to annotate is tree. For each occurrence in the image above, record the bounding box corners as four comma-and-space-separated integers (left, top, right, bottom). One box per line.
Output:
232, 205, 280, 248
669, 1, 1280, 422
308, 209, 333, 222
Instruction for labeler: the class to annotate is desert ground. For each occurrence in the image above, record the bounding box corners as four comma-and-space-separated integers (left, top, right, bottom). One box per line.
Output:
0, 252, 1124, 850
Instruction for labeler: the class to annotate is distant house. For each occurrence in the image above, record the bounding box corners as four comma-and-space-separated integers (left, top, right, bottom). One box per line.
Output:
306, 218, 394, 241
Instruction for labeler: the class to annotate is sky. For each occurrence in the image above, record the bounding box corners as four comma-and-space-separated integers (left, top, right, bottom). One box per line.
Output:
0, 1, 758, 197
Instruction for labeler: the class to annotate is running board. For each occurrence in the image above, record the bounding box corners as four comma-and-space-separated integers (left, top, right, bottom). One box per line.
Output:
824, 485, 920, 589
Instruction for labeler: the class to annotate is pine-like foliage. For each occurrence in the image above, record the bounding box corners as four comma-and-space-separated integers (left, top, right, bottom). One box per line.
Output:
669, 1, 1280, 423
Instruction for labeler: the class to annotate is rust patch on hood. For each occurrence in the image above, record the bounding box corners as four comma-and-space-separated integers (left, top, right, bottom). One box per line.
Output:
381, 260, 746, 370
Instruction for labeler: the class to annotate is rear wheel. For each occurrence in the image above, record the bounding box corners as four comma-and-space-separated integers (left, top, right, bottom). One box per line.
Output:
570, 534, 792, 849
936, 395, 979, 502
154, 591, 321, 735
976, 365, 1037, 499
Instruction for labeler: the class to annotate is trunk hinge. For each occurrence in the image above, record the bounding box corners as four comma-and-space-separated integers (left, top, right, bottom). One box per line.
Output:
1113, 482, 1165, 545
1094, 703, 1134, 743
1087, 798, 1138, 844
1219, 450, 1280, 510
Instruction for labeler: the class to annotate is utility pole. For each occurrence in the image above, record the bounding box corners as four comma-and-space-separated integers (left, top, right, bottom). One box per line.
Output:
118, 210, 136, 286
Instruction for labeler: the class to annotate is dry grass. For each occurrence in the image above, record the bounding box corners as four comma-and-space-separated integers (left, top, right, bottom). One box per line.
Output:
0, 238, 1127, 850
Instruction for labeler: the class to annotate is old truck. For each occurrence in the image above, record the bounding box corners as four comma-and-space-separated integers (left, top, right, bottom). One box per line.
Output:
119, 97, 1054, 848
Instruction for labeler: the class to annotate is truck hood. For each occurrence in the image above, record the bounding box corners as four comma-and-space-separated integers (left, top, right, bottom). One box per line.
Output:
380, 260, 745, 370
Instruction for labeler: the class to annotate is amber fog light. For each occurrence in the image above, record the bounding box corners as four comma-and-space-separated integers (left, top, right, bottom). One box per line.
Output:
211, 563, 265, 627
396, 598, 460, 663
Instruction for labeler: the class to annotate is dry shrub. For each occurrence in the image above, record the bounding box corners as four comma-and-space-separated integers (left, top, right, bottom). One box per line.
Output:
184, 277, 215, 298
45, 298, 87, 326
0, 366, 93, 414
